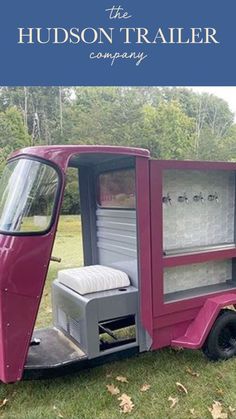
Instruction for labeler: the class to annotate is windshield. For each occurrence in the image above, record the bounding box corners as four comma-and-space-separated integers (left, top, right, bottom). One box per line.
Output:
0, 158, 59, 234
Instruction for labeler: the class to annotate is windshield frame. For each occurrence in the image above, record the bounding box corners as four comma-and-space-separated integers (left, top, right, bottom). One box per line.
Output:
0, 155, 63, 237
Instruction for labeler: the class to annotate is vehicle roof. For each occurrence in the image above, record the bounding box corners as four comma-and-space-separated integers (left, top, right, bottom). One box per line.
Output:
10, 145, 150, 170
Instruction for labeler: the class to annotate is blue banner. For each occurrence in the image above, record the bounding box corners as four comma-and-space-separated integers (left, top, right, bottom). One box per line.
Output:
0, 0, 235, 85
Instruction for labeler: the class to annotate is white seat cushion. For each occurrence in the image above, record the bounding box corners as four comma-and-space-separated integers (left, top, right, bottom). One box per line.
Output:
57, 265, 130, 295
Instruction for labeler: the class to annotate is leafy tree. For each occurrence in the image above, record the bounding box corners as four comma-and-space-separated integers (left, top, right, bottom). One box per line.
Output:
134, 101, 195, 159
0, 107, 30, 172
64, 87, 144, 146
61, 169, 80, 215
0, 86, 236, 212
0, 87, 70, 145
158, 88, 235, 160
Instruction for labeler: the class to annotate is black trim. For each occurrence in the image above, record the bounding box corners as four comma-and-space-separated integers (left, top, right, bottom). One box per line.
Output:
93, 157, 135, 175
23, 346, 139, 381
79, 166, 98, 265
99, 315, 135, 331
0, 155, 63, 237
100, 338, 136, 351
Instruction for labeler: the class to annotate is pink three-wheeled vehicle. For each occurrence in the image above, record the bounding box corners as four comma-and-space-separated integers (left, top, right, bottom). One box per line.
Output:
0, 144, 236, 383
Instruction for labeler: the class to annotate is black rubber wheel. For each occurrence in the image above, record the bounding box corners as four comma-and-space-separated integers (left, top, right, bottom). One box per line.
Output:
203, 310, 236, 361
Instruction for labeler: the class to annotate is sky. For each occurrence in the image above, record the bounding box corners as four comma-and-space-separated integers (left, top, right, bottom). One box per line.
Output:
186, 87, 236, 121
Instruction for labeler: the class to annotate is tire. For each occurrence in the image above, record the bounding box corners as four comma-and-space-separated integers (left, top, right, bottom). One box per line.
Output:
203, 310, 236, 361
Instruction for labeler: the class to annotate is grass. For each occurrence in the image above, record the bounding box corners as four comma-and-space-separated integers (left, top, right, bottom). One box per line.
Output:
1, 216, 236, 418
36, 215, 83, 328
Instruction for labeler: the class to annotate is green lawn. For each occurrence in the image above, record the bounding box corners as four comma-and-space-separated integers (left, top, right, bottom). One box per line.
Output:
1, 216, 236, 419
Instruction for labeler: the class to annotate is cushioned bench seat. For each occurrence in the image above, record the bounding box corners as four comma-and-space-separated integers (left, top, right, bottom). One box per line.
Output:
57, 265, 130, 295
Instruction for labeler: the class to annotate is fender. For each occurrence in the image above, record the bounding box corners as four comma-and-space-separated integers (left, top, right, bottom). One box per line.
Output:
171, 293, 236, 349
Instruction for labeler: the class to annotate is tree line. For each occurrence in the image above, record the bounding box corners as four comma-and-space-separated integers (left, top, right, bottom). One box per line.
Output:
0, 87, 235, 213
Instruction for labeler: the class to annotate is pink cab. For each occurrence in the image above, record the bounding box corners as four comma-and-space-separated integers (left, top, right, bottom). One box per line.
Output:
0, 145, 235, 383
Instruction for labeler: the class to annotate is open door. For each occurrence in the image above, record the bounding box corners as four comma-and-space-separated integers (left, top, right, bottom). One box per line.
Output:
0, 157, 64, 382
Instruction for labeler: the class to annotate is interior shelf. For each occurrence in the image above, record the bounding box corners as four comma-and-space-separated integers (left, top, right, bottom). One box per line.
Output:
163, 245, 236, 269
164, 281, 236, 303
162, 169, 236, 302
164, 243, 236, 257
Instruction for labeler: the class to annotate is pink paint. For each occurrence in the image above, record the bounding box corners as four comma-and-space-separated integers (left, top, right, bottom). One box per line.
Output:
171, 293, 236, 349
10, 145, 150, 173
0, 205, 66, 382
136, 157, 153, 336
149, 159, 236, 352
0, 146, 236, 382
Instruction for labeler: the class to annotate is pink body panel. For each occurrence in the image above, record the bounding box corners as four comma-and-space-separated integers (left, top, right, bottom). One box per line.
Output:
0, 219, 66, 383
10, 145, 150, 173
149, 159, 236, 351
135, 158, 153, 336
0, 291, 38, 382
171, 293, 236, 349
